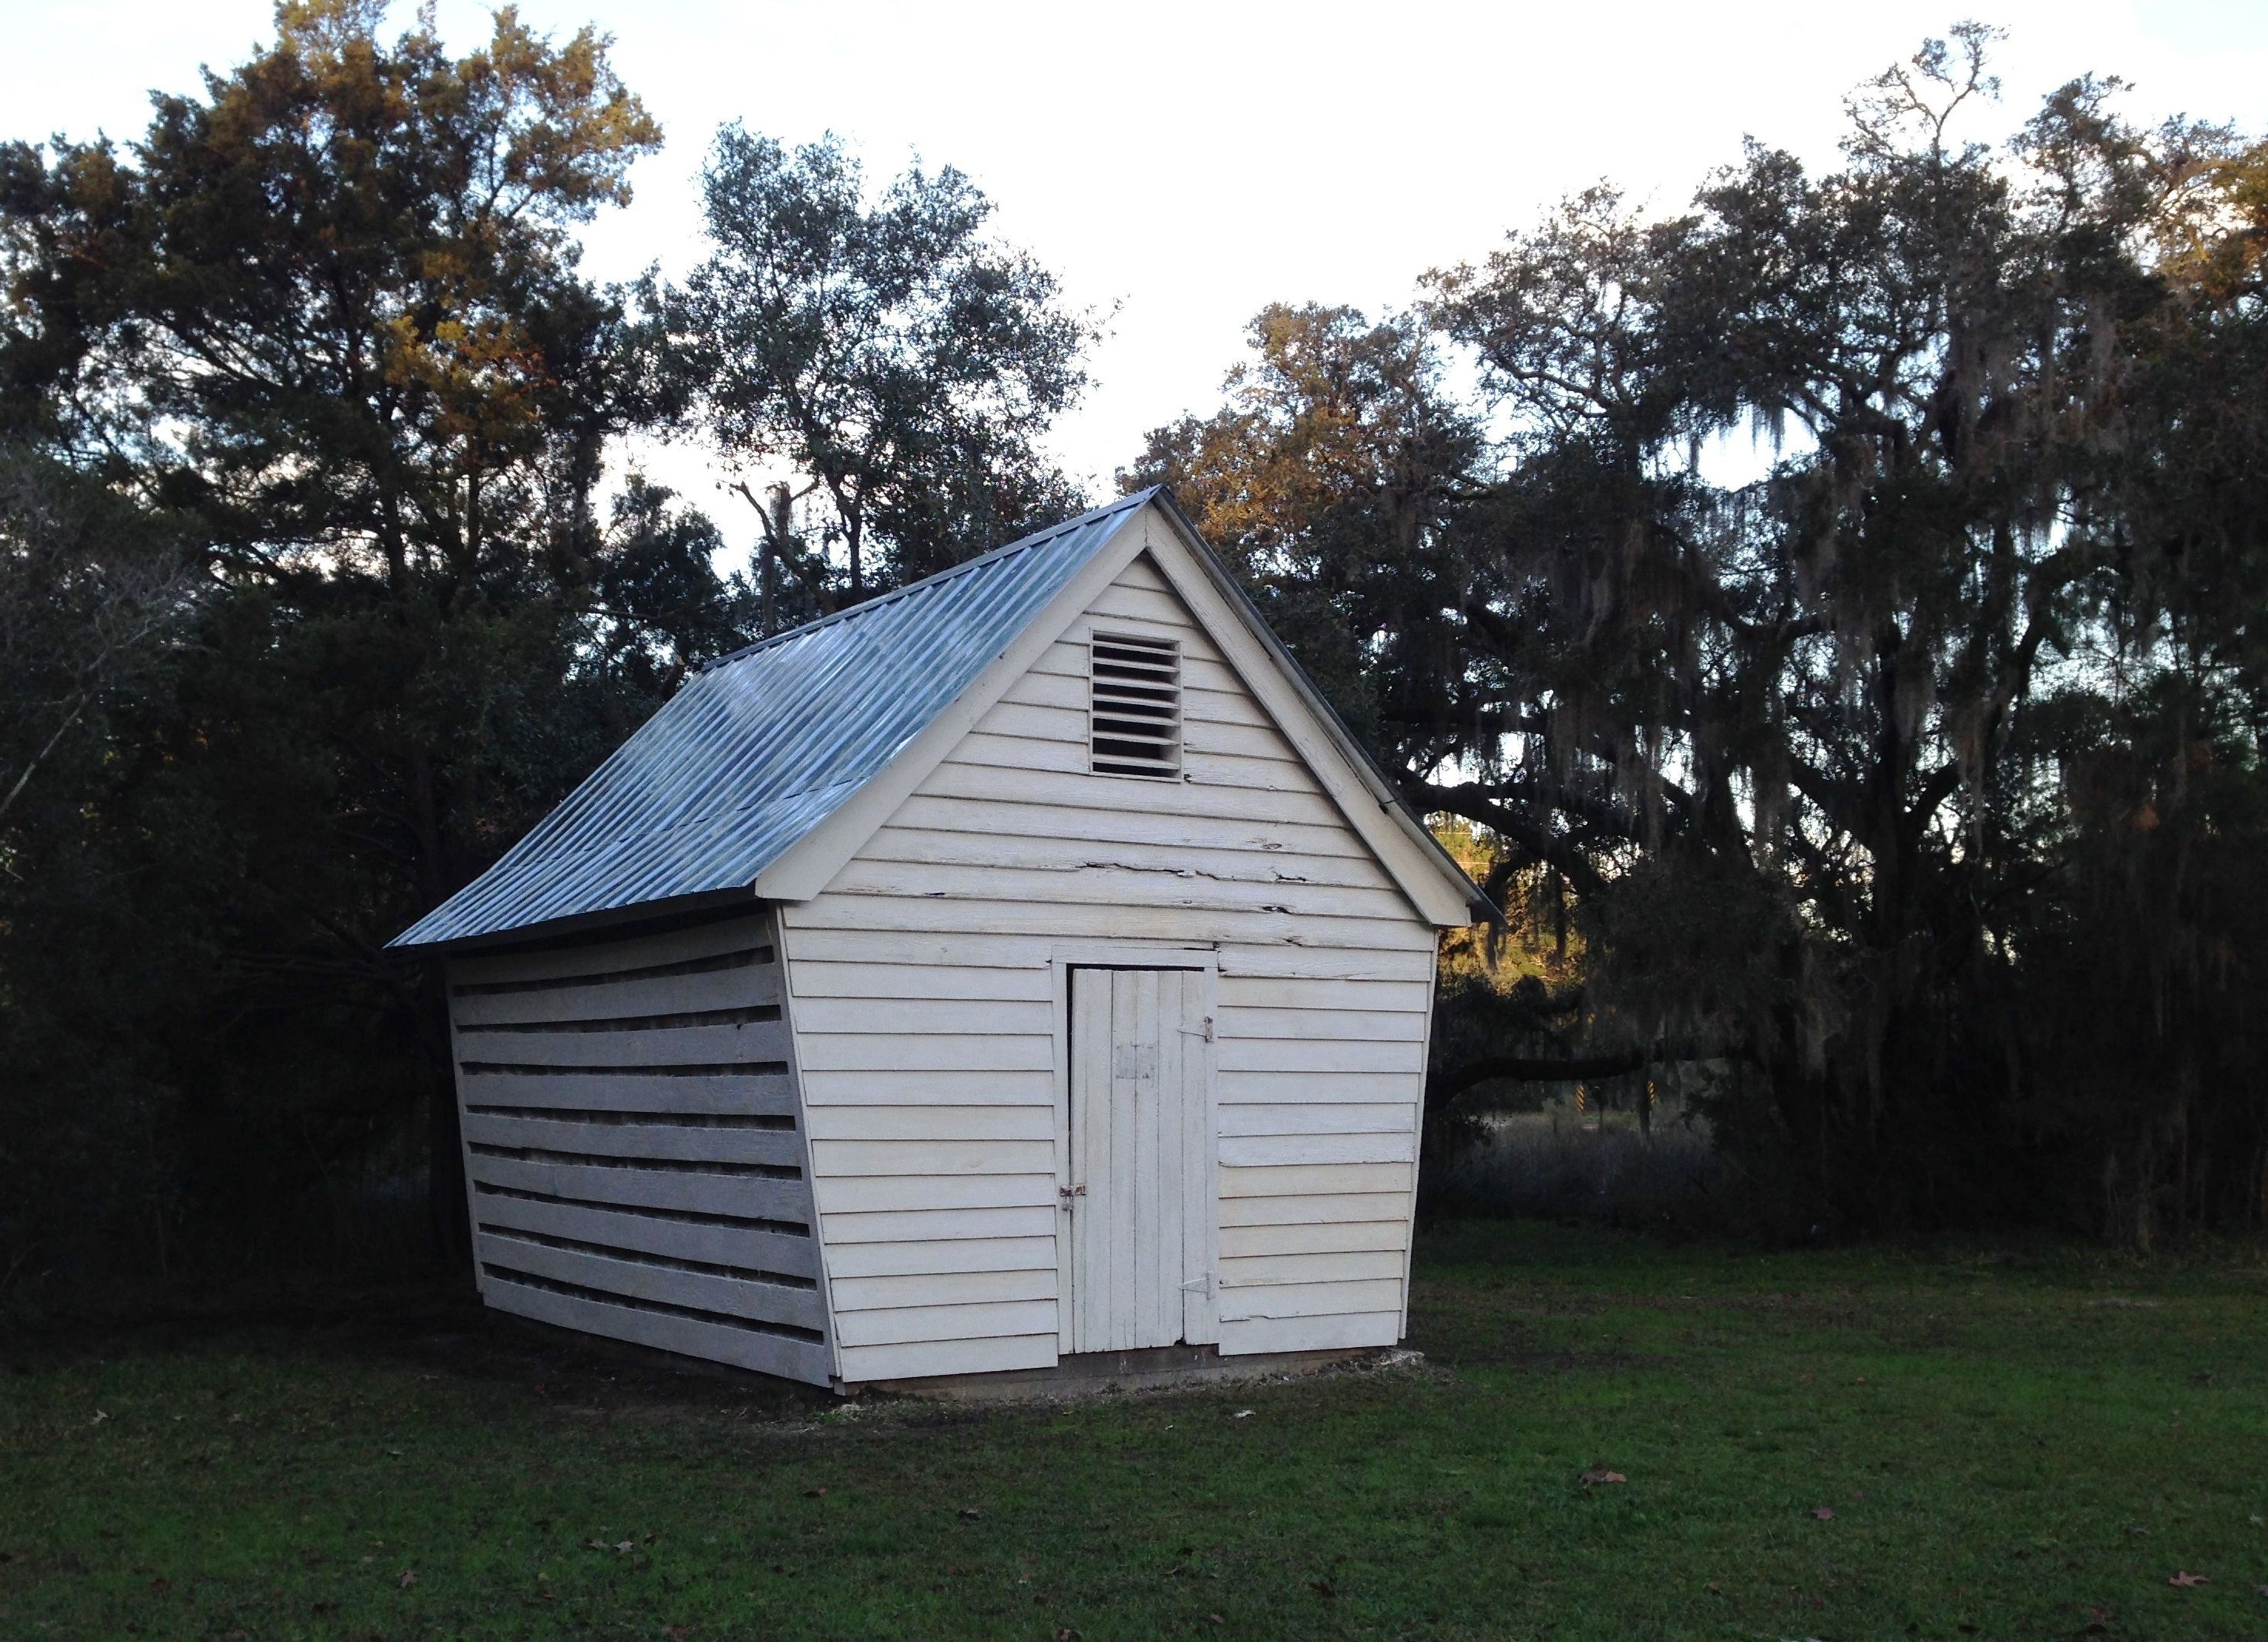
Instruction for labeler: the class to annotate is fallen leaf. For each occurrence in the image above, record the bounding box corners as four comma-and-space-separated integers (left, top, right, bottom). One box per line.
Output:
1206, 1617, 1225, 1627
1850, 1490, 1866, 1502
397, 1569, 418, 1589
1579, 1470, 1627, 1485
1704, 1581, 1721, 1594
1231, 1410, 1254, 1420
586, 1540, 606, 1552
2122, 1524, 2149, 1537
959, 1508, 983, 1521
803, 1487, 826, 1499
1054, 1629, 1081, 1641
2168, 1571, 2210, 1588
615, 1540, 634, 1554
1808, 1507, 1836, 1521
92, 1411, 108, 1425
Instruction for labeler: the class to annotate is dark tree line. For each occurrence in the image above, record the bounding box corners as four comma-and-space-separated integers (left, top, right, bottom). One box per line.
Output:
2, 10, 2260, 1291
0, 2, 1089, 1288
1135, 26, 2268, 1243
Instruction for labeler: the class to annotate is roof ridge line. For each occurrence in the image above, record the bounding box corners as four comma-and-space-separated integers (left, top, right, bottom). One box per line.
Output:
695, 488, 1159, 675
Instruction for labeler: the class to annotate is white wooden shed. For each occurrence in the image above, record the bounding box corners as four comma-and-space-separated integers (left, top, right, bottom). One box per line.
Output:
392, 489, 1484, 1389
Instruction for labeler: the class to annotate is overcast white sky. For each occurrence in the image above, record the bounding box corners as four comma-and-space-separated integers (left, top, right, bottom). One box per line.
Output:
9, 1, 2265, 554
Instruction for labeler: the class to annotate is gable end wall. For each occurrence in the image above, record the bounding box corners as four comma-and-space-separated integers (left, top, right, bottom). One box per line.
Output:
780, 550, 1439, 1384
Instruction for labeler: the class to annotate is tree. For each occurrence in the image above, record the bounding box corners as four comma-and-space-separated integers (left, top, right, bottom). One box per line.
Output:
657, 128, 1094, 623
1126, 304, 1487, 751
0, 447, 193, 827
1145, 28, 2268, 1239
0, 1, 705, 1279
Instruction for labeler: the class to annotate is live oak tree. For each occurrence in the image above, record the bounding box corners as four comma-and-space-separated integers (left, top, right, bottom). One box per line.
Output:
1145, 29, 2268, 1239
657, 129, 1094, 624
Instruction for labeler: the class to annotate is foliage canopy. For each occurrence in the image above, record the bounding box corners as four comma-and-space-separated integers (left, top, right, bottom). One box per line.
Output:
1138, 27, 2268, 1240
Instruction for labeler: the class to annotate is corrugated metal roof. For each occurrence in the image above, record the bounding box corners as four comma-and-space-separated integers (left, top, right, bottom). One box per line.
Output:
390, 491, 1156, 949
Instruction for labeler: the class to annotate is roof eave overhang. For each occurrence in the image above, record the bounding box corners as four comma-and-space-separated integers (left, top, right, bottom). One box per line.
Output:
391, 882, 766, 957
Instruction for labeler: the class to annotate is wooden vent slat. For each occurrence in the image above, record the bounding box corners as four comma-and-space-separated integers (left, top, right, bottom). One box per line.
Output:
1091, 633, 1181, 779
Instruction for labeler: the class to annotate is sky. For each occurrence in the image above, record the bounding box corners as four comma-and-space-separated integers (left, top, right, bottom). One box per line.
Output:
8, 0, 2265, 556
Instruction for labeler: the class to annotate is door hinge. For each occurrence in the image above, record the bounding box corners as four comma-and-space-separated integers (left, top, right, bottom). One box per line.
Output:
1180, 1272, 1213, 1295
1181, 1017, 1215, 1042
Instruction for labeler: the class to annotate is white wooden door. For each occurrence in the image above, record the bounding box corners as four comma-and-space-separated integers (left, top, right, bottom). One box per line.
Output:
1065, 966, 1217, 1352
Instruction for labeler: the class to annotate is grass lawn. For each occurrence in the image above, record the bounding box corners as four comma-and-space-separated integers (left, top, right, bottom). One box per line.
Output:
4, 1221, 2266, 1640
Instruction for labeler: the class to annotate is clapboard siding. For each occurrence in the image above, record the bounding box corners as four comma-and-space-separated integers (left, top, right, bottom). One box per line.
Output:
838, 1334, 1057, 1382
446, 908, 833, 1387
451, 916, 771, 987
888, 794, 1374, 861
1220, 1248, 1409, 1287
452, 963, 779, 1025
1220, 1311, 1402, 1355
833, 1298, 1058, 1349
1222, 1219, 1410, 1257
821, 1205, 1057, 1243
797, 1069, 1055, 1106
472, 1190, 821, 1278
457, 1070, 796, 1116
788, 960, 1057, 1002
462, 1111, 804, 1167
832, 1268, 1057, 1310
825, 1235, 1057, 1278
1216, 977, 1433, 1013
1217, 1190, 1412, 1227
796, 896, 1432, 952
853, 825, 1397, 891
802, 1104, 1055, 1142
1218, 1103, 1418, 1137
818, 1173, 1055, 1214
792, 996, 1055, 1036
485, 1276, 830, 1384
782, 547, 1437, 1379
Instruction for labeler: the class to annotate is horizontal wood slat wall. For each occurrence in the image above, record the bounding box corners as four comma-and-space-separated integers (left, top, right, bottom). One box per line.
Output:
447, 910, 831, 1386
783, 548, 1438, 1382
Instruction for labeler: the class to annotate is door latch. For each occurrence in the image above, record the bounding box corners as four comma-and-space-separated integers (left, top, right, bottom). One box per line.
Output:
1058, 1183, 1086, 1210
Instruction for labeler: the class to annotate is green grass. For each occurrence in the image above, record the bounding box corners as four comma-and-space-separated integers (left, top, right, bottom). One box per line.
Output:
5, 1223, 2268, 1639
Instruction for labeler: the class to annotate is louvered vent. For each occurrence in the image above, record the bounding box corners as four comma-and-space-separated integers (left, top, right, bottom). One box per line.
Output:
1090, 632, 1182, 779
